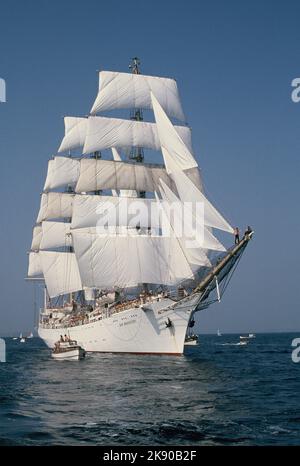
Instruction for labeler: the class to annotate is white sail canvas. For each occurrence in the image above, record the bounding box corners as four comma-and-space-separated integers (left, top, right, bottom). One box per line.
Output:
39, 251, 82, 298
83, 116, 193, 154
58, 117, 87, 153
90, 71, 185, 121
40, 221, 71, 250
72, 230, 193, 289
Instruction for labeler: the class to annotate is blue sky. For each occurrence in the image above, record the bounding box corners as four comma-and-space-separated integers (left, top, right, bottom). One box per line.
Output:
0, 0, 299, 334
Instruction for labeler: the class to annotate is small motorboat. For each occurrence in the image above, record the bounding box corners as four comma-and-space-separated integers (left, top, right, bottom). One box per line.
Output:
184, 334, 199, 346
12, 337, 18, 340
51, 340, 86, 361
237, 340, 248, 346
248, 333, 255, 338
239, 335, 250, 341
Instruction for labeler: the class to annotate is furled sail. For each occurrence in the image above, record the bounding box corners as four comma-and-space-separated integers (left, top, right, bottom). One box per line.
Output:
90, 71, 185, 122
43, 157, 80, 191
27, 252, 43, 278
151, 92, 198, 173
37, 193, 74, 223
40, 221, 71, 250
82, 116, 193, 155
39, 251, 82, 298
71, 194, 161, 230
72, 230, 193, 289
31, 225, 42, 251
75, 159, 174, 194
58, 117, 87, 153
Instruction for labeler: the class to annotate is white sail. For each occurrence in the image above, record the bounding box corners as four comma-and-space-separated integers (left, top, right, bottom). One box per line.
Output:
159, 181, 226, 252
90, 71, 185, 122
58, 117, 87, 153
28, 252, 43, 278
111, 148, 137, 198
43, 157, 80, 191
151, 92, 198, 173
75, 159, 174, 194
37, 193, 74, 223
71, 194, 161, 230
169, 168, 233, 233
72, 230, 193, 289
155, 192, 211, 269
39, 251, 82, 298
184, 166, 204, 192
82, 116, 193, 154
40, 221, 71, 250
43, 159, 55, 191
31, 225, 42, 251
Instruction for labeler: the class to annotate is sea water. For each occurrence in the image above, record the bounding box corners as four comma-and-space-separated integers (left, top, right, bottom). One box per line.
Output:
0, 333, 299, 445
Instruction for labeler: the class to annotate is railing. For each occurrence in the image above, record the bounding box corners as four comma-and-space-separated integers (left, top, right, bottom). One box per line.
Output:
39, 293, 173, 330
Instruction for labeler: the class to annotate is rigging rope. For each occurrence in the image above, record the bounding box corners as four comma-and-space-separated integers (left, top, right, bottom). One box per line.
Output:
218, 247, 245, 299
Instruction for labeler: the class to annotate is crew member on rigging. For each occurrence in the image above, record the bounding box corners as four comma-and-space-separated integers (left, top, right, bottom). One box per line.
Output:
234, 227, 240, 244
244, 225, 252, 237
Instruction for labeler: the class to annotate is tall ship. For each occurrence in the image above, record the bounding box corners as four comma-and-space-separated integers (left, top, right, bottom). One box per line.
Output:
27, 58, 253, 355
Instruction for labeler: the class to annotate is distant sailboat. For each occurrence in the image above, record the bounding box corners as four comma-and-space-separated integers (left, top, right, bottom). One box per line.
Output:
27, 332, 34, 339
19, 333, 26, 343
217, 329, 222, 337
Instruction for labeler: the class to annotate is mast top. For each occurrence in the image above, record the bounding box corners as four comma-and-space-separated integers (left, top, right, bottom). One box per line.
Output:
129, 57, 141, 75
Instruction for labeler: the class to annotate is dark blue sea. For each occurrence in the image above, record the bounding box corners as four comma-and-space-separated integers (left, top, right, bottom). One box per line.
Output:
0, 333, 299, 446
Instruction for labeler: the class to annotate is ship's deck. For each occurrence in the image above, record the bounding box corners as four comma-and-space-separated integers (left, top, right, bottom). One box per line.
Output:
39, 292, 178, 330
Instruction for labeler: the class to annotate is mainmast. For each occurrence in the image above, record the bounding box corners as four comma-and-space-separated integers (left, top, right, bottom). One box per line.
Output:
128, 57, 144, 165
129, 57, 146, 290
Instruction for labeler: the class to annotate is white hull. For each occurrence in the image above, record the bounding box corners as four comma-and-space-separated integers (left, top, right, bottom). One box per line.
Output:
184, 339, 198, 346
39, 294, 201, 355
52, 348, 85, 360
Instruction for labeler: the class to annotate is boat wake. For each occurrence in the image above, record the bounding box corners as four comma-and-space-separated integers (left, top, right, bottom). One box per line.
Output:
216, 342, 248, 346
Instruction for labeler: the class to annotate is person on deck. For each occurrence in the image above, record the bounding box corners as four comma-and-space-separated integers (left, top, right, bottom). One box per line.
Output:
234, 227, 240, 244
60, 335, 64, 342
